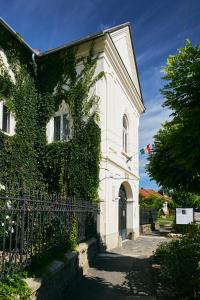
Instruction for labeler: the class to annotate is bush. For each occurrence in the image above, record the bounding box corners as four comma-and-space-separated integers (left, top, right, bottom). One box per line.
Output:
139, 193, 166, 210
154, 224, 200, 299
173, 223, 196, 234
68, 217, 78, 251
0, 273, 31, 300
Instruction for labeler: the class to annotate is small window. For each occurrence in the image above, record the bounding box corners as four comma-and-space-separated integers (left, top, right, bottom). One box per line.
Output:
123, 115, 128, 153
54, 113, 71, 141
2, 104, 10, 133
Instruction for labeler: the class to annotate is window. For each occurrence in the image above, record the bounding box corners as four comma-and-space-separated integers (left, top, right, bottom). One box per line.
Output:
123, 115, 128, 153
54, 113, 70, 141
2, 104, 10, 133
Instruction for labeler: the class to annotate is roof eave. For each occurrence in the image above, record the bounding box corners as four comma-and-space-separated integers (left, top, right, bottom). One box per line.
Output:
0, 17, 34, 53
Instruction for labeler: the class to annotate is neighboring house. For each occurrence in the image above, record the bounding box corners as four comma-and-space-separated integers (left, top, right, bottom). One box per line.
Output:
0, 18, 144, 249
139, 188, 170, 216
139, 188, 162, 199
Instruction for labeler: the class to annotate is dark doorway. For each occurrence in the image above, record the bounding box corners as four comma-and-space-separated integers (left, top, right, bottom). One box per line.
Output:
118, 184, 127, 240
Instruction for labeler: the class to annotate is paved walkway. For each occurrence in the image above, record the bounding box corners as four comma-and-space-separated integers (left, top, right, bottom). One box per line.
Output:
66, 235, 169, 300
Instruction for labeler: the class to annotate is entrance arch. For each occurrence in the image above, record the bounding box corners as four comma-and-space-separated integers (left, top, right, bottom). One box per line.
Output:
118, 181, 134, 240
118, 184, 127, 240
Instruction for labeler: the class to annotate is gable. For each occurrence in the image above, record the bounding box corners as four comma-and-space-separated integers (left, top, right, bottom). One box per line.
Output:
109, 25, 141, 97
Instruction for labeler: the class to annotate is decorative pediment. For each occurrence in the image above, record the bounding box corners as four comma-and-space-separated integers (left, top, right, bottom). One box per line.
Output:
109, 26, 141, 98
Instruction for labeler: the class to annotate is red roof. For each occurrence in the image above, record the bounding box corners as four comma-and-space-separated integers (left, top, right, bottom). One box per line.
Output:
139, 188, 162, 198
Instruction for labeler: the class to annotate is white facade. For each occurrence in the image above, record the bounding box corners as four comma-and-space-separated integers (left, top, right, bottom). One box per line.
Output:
95, 24, 144, 249
45, 24, 144, 249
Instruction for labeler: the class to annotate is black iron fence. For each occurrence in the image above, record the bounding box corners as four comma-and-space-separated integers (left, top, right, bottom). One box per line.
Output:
140, 208, 158, 225
0, 188, 98, 279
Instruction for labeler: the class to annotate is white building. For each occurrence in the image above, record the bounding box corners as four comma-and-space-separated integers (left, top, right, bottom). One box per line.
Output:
44, 23, 144, 249
96, 24, 144, 249
0, 19, 144, 250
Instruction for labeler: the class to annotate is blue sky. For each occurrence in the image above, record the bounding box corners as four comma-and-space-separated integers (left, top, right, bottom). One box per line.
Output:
1, 0, 200, 190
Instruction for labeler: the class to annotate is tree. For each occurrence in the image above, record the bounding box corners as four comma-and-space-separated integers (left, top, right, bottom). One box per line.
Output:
147, 41, 200, 193
139, 193, 166, 209
171, 190, 200, 209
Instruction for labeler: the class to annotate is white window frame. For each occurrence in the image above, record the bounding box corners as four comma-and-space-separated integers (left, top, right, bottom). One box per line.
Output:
0, 101, 15, 135
53, 112, 71, 141
46, 100, 73, 143
2, 103, 10, 133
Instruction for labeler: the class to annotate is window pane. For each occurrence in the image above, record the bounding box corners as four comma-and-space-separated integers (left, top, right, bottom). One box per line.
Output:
123, 115, 128, 153
123, 116, 127, 130
2, 104, 10, 133
62, 114, 70, 141
54, 116, 61, 141
125, 133, 127, 152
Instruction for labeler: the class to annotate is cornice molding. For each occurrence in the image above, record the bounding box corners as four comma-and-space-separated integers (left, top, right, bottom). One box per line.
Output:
104, 35, 144, 114
102, 156, 140, 180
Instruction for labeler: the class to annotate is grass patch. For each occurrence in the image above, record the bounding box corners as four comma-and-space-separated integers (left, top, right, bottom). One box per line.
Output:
157, 215, 174, 227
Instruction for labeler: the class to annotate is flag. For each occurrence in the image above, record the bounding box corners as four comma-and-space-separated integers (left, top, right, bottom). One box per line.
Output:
140, 144, 151, 155
146, 144, 151, 153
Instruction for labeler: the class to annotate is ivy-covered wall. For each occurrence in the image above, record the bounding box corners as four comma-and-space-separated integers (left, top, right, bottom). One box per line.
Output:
0, 23, 103, 201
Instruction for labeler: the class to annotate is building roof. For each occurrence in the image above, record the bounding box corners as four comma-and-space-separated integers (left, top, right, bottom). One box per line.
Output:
40, 22, 131, 56
0, 17, 144, 105
0, 17, 129, 56
0, 17, 34, 52
139, 188, 162, 198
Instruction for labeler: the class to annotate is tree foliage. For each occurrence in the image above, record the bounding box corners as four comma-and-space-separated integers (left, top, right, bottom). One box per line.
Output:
147, 41, 200, 193
139, 193, 166, 209
171, 189, 200, 209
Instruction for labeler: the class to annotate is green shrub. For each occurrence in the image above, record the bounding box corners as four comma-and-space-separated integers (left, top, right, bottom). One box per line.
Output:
173, 223, 196, 234
154, 224, 200, 299
68, 217, 78, 251
139, 193, 165, 210
0, 273, 32, 300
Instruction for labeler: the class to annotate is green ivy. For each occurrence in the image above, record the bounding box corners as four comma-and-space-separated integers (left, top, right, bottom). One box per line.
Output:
0, 25, 103, 201
68, 217, 78, 251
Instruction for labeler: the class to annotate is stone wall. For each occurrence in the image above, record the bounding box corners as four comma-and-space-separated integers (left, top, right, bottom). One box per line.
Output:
140, 224, 152, 235
26, 238, 97, 299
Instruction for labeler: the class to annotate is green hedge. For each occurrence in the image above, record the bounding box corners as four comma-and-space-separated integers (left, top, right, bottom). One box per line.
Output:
154, 224, 200, 299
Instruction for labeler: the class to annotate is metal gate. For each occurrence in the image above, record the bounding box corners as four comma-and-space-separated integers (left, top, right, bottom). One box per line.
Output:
118, 185, 127, 240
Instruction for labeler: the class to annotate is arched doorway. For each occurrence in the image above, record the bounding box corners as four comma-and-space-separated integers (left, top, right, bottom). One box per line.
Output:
118, 184, 127, 240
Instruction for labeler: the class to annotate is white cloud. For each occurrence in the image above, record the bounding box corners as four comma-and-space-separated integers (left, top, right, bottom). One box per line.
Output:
139, 96, 171, 147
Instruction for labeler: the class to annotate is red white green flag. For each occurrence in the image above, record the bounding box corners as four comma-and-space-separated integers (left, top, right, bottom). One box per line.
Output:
140, 144, 151, 155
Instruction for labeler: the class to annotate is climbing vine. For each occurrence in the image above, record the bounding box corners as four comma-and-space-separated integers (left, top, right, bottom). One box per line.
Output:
0, 24, 103, 201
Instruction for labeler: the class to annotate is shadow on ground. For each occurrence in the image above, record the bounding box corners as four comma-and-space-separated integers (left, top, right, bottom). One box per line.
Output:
65, 252, 155, 300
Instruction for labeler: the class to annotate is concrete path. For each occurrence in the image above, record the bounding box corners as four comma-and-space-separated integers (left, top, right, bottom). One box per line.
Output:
66, 235, 168, 300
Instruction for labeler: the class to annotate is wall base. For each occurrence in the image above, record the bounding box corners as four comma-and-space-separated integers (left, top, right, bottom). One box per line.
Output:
101, 227, 140, 250
26, 238, 97, 299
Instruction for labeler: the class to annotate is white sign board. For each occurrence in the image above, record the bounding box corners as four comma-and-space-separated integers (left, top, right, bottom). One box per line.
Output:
176, 208, 194, 225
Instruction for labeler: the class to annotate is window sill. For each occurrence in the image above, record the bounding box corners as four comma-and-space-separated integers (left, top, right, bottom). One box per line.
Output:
121, 151, 131, 160
48, 139, 71, 144
0, 130, 14, 137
